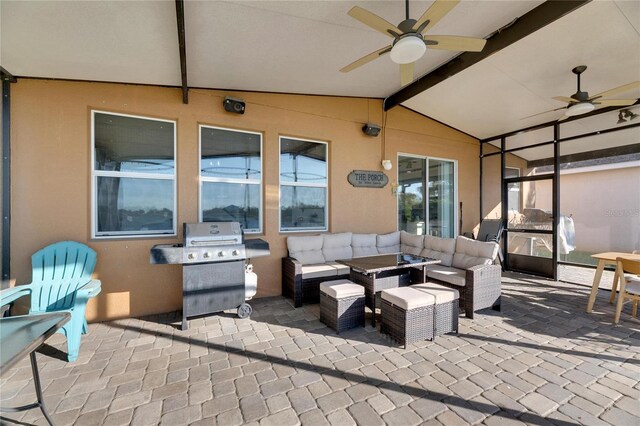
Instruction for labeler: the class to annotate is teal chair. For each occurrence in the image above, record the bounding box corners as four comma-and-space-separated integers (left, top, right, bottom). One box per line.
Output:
1, 241, 101, 362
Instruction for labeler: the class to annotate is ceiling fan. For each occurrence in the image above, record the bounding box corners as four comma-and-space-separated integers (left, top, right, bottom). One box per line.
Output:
525, 65, 640, 120
340, 0, 487, 86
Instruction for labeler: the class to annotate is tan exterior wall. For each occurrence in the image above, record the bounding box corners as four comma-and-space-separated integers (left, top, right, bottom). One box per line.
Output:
534, 165, 640, 253
10, 79, 480, 321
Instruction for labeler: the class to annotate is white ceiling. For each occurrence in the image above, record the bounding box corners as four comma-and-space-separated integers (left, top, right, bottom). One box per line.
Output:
1, 0, 639, 142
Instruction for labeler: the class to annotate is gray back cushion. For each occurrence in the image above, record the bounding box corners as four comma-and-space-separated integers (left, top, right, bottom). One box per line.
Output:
400, 231, 424, 256
452, 236, 499, 269
287, 235, 325, 265
322, 232, 353, 262
421, 235, 456, 267
352, 234, 378, 257
377, 231, 401, 254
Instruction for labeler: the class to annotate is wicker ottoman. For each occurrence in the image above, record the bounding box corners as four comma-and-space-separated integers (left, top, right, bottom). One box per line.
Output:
320, 279, 365, 334
411, 282, 459, 337
380, 287, 435, 348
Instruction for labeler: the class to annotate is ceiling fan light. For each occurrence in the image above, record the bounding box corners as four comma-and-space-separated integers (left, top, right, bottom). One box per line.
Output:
390, 36, 426, 64
565, 102, 595, 117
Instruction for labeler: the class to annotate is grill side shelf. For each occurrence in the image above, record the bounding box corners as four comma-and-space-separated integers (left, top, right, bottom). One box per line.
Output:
150, 244, 185, 264
245, 238, 270, 258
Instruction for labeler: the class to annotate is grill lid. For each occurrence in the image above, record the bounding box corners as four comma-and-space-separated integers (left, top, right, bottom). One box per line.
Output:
184, 222, 243, 247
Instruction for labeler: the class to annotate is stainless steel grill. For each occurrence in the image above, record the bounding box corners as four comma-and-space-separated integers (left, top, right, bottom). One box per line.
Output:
150, 222, 270, 330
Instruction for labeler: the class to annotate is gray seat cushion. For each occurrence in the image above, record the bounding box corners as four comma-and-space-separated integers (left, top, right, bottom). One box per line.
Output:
401, 231, 424, 256
288, 235, 325, 264
426, 265, 466, 287
301, 264, 339, 279
452, 236, 498, 269
421, 235, 456, 267
322, 232, 353, 262
377, 231, 401, 254
352, 233, 378, 257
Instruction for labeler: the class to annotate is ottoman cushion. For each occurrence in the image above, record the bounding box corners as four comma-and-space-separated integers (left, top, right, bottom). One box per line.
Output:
381, 287, 435, 310
320, 280, 364, 299
411, 283, 459, 303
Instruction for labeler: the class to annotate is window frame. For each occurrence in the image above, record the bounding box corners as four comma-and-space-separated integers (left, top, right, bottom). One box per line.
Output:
396, 152, 458, 237
91, 110, 177, 239
198, 124, 264, 234
279, 136, 329, 233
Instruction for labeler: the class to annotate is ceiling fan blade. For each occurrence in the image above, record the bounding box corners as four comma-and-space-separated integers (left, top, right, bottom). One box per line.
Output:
348, 6, 400, 38
589, 81, 640, 100
521, 107, 566, 120
552, 96, 576, 104
424, 35, 486, 52
413, 0, 460, 33
593, 99, 637, 107
400, 63, 414, 87
340, 46, 392, 73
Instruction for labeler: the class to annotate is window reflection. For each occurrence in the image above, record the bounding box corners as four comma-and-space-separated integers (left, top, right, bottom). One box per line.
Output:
202, 182, 260, 231
96, 177, 173, 234
280, 187, 326, 230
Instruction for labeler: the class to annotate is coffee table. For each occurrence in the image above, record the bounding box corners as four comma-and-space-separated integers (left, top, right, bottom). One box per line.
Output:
336, 253, 441, 325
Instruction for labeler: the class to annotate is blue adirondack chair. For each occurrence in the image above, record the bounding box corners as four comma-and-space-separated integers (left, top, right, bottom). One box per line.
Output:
0, 241, 101, 362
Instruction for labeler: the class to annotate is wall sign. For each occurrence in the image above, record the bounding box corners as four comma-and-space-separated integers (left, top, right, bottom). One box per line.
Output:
347, 170, 389, 188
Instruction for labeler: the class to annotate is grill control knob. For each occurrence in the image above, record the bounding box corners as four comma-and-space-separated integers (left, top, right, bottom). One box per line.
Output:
218, 251, 226, 257
187, 253, 197, 260
232, 250, 240, 256
203, 252, 211, 259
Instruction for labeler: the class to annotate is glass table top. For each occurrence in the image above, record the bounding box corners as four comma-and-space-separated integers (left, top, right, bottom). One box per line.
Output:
0, 312, 70, 374
336, 253, 441, 274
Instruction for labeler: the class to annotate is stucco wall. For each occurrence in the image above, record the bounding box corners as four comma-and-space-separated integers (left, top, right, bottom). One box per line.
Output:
534, 165, 640, 253
10, 79, 480, 321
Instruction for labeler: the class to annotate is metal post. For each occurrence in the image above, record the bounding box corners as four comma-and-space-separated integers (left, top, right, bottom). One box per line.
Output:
2, 77, 11, 286
552, 123, 560, 280
500, 137, 507, 269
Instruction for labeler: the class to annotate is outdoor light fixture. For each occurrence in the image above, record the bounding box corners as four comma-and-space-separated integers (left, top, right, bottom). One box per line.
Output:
390, 35, 426, 64
565, 102, 595, 117
381, 160, 393, 171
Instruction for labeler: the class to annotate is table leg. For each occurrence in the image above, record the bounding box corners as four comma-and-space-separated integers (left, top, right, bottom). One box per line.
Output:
30, 351, 55, 426
587, 260, 605, 313
609, 268, 619, 304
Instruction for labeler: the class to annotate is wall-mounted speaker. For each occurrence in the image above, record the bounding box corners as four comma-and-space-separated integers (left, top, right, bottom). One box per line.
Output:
362, 123, 381, 137
223, 97, 245, 114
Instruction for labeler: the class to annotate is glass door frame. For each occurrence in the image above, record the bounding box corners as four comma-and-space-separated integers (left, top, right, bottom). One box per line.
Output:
503, 173, 557, 278
396, 153, 459, 237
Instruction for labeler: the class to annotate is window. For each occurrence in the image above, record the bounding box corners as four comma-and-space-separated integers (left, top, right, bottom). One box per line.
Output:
200, 126, 262, 232
92, 111, 176, 238
279, 137, 328, 232
397, 155, 457, 237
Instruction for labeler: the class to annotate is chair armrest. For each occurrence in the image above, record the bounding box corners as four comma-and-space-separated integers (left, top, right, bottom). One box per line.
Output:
466, 264, 502, 287
282, 257, 303, 307
77, 279, 102, 300
0, 285, 32, 307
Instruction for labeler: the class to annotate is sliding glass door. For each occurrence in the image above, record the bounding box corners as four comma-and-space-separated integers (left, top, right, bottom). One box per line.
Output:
398, 155, 457, 237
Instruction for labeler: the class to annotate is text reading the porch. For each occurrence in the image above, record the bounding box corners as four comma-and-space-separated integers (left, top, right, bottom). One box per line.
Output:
347, 170, 389, 188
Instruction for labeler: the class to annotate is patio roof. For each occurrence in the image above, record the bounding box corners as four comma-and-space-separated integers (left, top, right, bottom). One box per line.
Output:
2, 1, 639, 140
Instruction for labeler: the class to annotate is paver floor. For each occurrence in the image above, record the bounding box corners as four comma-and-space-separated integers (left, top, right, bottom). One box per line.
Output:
1, 273, 639, 425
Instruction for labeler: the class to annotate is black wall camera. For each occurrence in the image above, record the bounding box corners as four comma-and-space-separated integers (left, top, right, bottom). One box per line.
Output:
223, 97, 245, 114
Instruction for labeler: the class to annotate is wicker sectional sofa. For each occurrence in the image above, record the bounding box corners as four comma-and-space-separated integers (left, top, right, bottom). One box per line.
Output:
282, 231, 501, 318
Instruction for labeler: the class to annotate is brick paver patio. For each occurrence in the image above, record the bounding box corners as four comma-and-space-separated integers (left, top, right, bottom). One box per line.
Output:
1, 273, 639, 425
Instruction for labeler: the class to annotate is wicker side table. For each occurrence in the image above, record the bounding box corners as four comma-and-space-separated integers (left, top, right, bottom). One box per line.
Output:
320, 279, 365, 334
411, 282, 459, 337
380, 287, 435, 349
